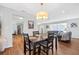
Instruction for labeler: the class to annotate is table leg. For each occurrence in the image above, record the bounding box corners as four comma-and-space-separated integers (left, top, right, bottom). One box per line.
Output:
33, 44, 36, 55
55, 37, 57, 51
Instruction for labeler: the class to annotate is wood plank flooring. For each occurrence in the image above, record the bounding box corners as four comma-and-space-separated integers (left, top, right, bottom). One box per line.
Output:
0, 35, 24, 55
0, 35, 79, 55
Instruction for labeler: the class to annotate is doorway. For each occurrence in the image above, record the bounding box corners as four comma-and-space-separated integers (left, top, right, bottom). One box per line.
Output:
17, 23, 23, 34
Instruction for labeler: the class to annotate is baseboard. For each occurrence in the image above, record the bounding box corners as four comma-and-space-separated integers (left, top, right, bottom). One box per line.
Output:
72, 38, 79, 39
0, 48, 5, 52
0, 44, 13, 52
5, 44, 13, 48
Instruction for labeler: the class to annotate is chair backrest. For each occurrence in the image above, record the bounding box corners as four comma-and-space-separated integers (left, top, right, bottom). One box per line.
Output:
48, 31, 54, 36
45, 33, 54, 46
23, 33, 28, 54
33, 31, 39, 36
48, 31, 58, 35
23, 33, 29, 41
43, 33, 54, 48
23, 33, 31, 50
48, 33, 54, 41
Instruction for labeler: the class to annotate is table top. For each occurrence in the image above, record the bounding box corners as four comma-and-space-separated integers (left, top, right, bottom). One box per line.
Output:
29, 34, 58, 42
29, 34, 48, 43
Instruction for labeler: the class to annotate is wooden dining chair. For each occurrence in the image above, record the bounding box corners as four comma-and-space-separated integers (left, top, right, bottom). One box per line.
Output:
33, 31, 39, 37
48, 31, 58, 51
23, 33, 40, 55
39, 34, 54, 55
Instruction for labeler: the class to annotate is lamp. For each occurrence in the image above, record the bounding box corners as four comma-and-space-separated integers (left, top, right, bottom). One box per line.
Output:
36, 11, 48, 20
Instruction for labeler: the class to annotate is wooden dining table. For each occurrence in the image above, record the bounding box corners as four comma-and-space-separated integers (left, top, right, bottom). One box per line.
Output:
29, 34, 58, 55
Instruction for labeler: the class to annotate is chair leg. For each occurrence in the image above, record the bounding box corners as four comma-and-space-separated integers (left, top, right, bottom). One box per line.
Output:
38, 46, 41, 55
46, 48, 49, 55
52, 41, 53, 54
24, 44, 26, 55
29, 49, 31, 55
24, 49, 26, 55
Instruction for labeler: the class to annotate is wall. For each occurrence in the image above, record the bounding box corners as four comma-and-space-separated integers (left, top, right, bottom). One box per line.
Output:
0, 5, 39, 51
0, 6, 13, 51
39, 18, 79, 38
23, 19, 39, 36
0, 5, 79, 52
13, 16, 39, 36
67, 18, 79, 38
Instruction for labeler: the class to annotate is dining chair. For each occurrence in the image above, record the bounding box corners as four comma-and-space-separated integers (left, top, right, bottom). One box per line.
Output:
48, 31, 58, 35
23, 33, 40, 55
33, 31, 39, 37
39, 33, 54, 55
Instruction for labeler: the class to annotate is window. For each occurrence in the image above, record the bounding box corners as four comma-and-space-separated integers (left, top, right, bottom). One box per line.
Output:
48, 23, 67, 31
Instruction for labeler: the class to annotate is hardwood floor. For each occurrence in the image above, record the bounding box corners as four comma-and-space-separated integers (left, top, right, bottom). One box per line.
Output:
0, 35, 79, 55
0, 35, 24, 55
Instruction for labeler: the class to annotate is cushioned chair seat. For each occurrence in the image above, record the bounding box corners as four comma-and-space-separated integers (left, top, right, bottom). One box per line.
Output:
40, 40, 52, 48
26, 42, 40, 50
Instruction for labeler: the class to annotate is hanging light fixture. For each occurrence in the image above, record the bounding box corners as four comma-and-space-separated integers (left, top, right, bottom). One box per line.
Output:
41, 3, 43, 6
36, 3, 48, 20
36, 11, 48, 20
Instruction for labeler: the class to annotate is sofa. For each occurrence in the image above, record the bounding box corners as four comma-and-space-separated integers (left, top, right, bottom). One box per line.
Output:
60, 31, 72, 42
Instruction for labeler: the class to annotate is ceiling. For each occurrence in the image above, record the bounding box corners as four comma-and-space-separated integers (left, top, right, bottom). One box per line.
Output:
0, 3, 79, 21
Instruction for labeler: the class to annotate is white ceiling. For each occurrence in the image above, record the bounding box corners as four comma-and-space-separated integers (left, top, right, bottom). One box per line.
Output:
0, 3, 79, 21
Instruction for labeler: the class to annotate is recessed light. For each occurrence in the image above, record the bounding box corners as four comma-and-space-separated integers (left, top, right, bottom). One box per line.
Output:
62, 10, 65, 14
19, 17, 23, 19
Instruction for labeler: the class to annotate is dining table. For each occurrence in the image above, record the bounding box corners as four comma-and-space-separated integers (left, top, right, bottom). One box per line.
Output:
29, 34, 58, 55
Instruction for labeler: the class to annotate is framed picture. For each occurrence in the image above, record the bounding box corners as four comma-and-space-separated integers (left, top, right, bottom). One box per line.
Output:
71, 23, 78, 28
28, 20, 34, 29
